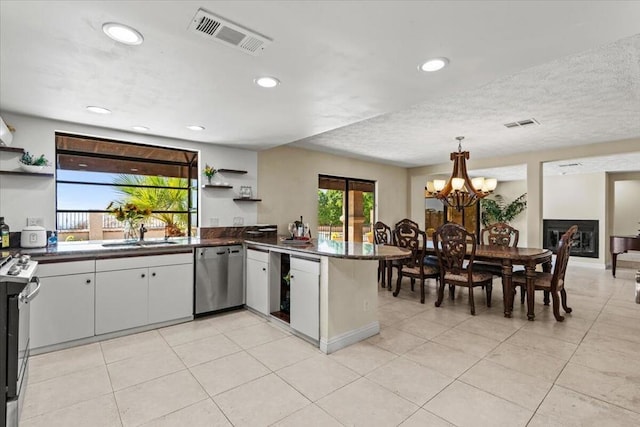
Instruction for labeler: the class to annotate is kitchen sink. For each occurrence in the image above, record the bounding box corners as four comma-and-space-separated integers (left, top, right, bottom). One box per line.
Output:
101, 240, 178, 248
137, 240, 178, 246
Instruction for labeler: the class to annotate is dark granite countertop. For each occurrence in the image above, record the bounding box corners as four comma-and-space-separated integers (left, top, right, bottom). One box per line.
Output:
245, 237, 411, 260
5, 235, 410, 263
11, 237, 245, 263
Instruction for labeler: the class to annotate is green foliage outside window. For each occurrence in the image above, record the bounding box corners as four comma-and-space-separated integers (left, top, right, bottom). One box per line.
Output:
318, 189, 374, 226
110, 175, 191, 236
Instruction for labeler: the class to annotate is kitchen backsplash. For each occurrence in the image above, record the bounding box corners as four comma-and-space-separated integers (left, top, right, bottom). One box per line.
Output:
200, 225, 277, 239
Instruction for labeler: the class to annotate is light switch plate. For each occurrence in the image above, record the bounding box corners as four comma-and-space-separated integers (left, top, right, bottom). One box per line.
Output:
27, 217, 44, 227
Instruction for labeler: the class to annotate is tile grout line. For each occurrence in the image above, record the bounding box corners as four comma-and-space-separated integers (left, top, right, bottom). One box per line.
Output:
524, 284, 616, 426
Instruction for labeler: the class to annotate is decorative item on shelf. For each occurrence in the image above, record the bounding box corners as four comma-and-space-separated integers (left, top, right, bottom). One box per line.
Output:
425, 136, 497, 211
18, 151, 51, 173
0, 115, 15, 146
239, 186, 253, 199
203, 164, 217, 184
106, 201, 151, 240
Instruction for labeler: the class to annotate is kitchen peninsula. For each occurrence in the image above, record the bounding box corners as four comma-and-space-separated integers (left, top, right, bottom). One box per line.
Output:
244, 238, 410, 354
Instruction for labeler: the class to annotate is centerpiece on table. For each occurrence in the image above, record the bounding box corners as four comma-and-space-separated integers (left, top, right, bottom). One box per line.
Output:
19, 151, 51, 173
203, 164, 217, 184
106, 201, 151, 240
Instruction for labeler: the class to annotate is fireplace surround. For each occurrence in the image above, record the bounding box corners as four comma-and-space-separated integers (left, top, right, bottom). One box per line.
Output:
543, 219, 598, 258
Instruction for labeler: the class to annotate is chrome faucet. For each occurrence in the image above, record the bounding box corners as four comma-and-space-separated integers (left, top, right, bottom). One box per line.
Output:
139, 223, 148, 241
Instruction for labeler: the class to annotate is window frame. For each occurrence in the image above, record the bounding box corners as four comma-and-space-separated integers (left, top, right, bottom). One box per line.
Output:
54, 132, 199, 238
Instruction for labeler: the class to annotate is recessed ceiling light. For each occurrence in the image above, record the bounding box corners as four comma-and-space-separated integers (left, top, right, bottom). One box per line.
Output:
254, 76, 280, 88
132, 126, 149, 132
86, 106, 112, 114
419, 57, 449, 72
102, 22, 144, 45
186, 125, 205, 131
78, 163, 88, 167
130, 168, 138, 172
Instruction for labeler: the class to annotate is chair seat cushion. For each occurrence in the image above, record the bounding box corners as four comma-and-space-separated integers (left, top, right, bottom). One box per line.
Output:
444, 270, 493, 283
512, 271, 553, 289
402, 265, 438, 276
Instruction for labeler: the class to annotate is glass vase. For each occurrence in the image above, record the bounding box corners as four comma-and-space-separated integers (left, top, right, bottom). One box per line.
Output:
124, 221, 139, 240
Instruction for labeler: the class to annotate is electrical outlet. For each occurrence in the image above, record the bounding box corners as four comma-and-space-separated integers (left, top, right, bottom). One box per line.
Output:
27, 217, 44, 227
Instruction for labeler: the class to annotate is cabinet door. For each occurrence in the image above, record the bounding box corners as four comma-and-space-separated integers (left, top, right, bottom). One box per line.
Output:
290, 258, 320, 340
148, 263, 193, 324
95, 268, 148, 335
30, 273, 95, 349
246, 257, 269, 315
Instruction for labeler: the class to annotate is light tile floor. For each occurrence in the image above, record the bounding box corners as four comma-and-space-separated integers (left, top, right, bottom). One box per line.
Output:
20, 265, 640, 426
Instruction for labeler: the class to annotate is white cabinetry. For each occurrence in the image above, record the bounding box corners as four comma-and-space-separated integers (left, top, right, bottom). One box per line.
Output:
246, 249, 269, 315
95, 253, 193, 335
30, 261, 96, 349
148, 263, 193, 324
95, 268, 149, 335
290, 257, 320, 340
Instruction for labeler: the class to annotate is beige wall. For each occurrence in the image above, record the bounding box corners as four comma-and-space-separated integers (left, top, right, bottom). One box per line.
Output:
611, 173, 640, 263
257, 145, 408, 235
543, 172, 607, 265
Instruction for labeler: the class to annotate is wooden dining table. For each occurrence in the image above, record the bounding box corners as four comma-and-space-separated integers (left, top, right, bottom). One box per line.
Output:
405, 243, 554, 320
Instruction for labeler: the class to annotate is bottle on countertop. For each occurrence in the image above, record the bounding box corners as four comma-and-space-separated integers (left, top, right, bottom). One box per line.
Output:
297, 216, 304, 237
0, 217, 9, 248
48, 230, 58, 247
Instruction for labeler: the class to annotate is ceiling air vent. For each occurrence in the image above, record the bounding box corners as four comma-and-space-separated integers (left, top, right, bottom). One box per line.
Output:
504, 118, 540, 129
558, 163, 582, 168
188, 8, 272, 56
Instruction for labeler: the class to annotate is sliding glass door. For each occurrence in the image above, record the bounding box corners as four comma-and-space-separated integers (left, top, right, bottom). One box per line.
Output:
318, 175, 375, 243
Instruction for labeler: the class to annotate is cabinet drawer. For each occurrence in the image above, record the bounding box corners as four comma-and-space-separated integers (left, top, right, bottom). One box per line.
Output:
291, 257, 320, 275
38, 260, 95, 277
247, 248, 269, 263
96, 253, 193, 272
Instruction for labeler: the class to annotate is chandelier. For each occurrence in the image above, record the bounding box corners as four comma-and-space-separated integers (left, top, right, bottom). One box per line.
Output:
425, 136, 497, 211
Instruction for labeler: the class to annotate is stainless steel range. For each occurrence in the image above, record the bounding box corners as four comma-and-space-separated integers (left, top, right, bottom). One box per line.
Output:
1, 254, 40, 427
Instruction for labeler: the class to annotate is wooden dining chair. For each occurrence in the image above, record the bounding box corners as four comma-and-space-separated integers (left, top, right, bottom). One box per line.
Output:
385, 218, 422, 291
512, 225, 577, 322
433, 223, 494, 315
393, 223, 439, 303
373, 221, 392, 288
475, 222, 525, 302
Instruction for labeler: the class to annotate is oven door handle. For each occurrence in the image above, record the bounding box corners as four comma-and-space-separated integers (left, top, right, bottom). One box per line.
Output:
20, 276, 41, 303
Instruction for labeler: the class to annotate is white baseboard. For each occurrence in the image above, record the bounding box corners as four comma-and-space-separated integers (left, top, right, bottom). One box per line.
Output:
319, 321, 380, 354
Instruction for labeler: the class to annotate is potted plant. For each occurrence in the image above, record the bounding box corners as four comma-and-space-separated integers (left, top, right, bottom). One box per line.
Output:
106, 201, 151, 240
480, 193, 527, 226
203, 164, 217, 184
19, 151, 50, 173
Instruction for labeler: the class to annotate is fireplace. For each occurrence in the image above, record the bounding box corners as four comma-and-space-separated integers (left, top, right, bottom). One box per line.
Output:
543, 219, 599, 258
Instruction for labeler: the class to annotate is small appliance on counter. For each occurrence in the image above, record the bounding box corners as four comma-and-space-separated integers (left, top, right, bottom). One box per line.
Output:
20, 226, 47, 248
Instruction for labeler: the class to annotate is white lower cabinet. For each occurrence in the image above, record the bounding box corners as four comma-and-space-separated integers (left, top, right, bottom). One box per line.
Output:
290, 257, 320, 340
95, 268, 149, 335
148, 263, 193, 324
30, 261, 96, 350
95, 253, 193, 335
246, 249, 270, 315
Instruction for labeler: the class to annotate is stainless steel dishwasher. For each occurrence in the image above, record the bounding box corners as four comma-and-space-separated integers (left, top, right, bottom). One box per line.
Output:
194, 245, 244, 315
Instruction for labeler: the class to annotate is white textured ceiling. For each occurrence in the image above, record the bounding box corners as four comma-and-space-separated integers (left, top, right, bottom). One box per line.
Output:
1, 1, 639, 172
469, 151, 640, 182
